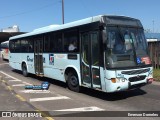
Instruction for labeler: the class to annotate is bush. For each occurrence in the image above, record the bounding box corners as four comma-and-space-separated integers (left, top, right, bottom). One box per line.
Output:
153, 69, 160, 81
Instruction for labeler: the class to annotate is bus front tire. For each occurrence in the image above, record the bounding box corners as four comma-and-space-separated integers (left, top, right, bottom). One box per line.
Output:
67, 72, 80, 92
22, 63, 28, 77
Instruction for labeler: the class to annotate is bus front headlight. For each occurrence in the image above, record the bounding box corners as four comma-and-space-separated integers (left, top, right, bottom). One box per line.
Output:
117, 77, 126, 82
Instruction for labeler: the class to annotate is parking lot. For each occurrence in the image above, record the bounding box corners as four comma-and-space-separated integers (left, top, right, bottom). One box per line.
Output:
0, 58, 160, 120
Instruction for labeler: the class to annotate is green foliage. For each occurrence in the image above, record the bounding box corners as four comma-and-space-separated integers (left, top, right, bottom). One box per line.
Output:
153, 69, 160, 81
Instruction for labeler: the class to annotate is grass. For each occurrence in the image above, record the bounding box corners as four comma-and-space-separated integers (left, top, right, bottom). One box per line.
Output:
153, 69, 160, 82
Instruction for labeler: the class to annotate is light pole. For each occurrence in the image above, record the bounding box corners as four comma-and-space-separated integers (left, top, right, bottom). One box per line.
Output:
152, 20, 154, 33
62, 0, 64, 24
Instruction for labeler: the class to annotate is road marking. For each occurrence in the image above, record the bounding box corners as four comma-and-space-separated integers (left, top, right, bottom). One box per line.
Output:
2, 80, 6, 83
0, 71, 32, 84
30, 96, 70, 102
22, 81, 32, 85
9, 79, 22, 82
12, 84, 26, 87
4, 76, 10, 78
0, 71, 21, 81
54, 106, 105, 111
36, 109, 54, 120
0, 63, 9, 65
7, 86, 12, 90
16, 94, 26, 101
20, 90, 50, 93
0, 71, 55, 120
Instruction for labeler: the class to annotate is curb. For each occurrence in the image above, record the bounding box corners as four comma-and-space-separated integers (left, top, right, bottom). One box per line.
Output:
152, 81, 160, 86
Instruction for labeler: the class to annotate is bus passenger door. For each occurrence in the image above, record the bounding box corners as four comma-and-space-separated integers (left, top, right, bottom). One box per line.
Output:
81, 32, 101, 89
34, 37, 44, 76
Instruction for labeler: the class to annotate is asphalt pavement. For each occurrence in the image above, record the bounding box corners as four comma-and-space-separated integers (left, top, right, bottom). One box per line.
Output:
0, 58, 160, 120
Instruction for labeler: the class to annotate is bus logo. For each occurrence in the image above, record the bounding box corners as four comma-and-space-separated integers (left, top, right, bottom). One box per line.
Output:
49, 54, 54, 65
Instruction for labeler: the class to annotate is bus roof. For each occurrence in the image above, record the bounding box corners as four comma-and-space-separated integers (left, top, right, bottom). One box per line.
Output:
1, 40, 9, 44
9, 15, 141, 40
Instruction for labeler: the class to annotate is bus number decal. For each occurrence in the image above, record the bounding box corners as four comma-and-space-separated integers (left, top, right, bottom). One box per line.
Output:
49, 54, 54, 65
117, 73, 124, 78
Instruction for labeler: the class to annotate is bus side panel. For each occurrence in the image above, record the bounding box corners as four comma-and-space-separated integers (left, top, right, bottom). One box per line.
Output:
21, 53, 35, 74
9, 53, 21, 70
9, 53, 35, 74
9, 53, 15, 69
1, 49, 9, 60
100, 67, 106, 92
43, 53, 64, 81
43, 54, 81, 83
1, 41, 9, 60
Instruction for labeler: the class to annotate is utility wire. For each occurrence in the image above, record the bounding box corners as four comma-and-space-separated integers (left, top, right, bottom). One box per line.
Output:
0, 1, 60, 20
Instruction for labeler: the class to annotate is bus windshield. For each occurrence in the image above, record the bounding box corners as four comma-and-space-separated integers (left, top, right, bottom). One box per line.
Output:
106, 26, 150, 68
1, 41, 9, 49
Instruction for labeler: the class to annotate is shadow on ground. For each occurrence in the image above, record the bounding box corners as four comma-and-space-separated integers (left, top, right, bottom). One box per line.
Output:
12, 69, 147, 101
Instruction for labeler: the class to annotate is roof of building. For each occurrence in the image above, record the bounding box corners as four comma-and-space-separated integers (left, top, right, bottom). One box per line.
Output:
0, 32, 25, 43
145, 33, 160, 42
145, 33, 160, 39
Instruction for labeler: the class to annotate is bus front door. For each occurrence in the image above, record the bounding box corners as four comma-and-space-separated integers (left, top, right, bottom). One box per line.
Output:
81, 32, 101, 89
34, 38, 44, 76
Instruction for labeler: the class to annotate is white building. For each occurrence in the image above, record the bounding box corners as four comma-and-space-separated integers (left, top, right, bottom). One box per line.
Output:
2, 25, 19, 32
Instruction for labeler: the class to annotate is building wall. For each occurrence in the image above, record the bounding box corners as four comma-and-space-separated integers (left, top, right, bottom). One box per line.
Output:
1, 25, 19, 32
148, 41, 160, 69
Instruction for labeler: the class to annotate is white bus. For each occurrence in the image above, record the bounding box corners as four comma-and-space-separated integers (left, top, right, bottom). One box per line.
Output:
0, 40, 9, 60
9, 15, 153, 93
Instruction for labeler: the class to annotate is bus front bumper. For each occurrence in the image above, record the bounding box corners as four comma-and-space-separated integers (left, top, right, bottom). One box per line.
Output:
105, 77, 153, 93
128, 77, 153, 90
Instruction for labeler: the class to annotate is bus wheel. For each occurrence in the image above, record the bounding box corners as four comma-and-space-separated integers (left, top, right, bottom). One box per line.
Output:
67, 71, 80, 92
22, 63, 28, 77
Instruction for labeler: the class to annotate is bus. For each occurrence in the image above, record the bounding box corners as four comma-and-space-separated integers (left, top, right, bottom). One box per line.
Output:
0, 40, 9, 60
9, 15, 153, 93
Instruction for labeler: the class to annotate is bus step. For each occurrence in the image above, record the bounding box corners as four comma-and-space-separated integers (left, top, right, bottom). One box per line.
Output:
36, 74, 44, 77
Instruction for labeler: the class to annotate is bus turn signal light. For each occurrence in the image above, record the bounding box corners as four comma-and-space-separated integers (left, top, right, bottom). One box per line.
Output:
111, 78, 116, 83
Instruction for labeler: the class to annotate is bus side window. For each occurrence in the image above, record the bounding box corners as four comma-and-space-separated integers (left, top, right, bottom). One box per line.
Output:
14, 40, 21, 53
64, 29, 78, 52
44, 34, 50, 52
28, 39, 33, 52
55, 33, 63, 52
9, 41, 15, 53
21, 39, 28, 53
50, 33, 55, 52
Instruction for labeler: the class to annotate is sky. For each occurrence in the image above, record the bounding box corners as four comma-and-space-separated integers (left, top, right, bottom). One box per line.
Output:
0, 0, 160, 32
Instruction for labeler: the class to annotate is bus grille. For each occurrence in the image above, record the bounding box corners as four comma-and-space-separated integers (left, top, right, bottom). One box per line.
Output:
128, 75, 146, 82
121, 68, 150, 75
